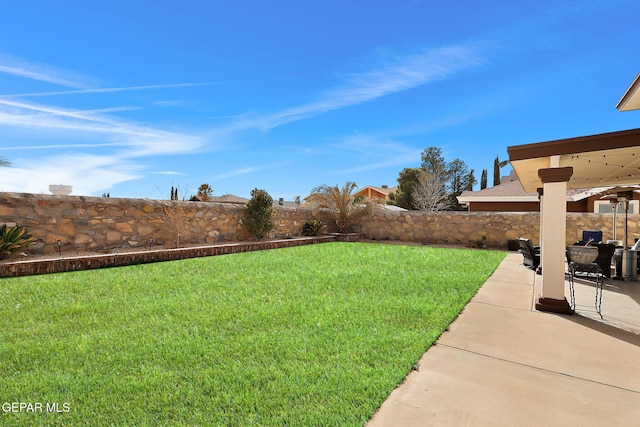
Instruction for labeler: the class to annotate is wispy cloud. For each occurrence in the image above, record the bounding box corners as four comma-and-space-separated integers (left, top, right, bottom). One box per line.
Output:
1, 82, 214, 98
331, 132, 423, 175
0, 53, 96, 88
0, 153, 142, 195
152, 171, 187, 176
0, 54, 210, 194
3, 142, 125, 151
0, 98, 204, 156
236, 45, 484, 131
0, 43, 484, 195
213, 161, 292, 181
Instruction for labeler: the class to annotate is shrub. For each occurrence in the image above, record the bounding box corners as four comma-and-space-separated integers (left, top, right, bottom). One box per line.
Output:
301, 219, 326, 236
0, 224, 35, 259
244, 188, 275, 240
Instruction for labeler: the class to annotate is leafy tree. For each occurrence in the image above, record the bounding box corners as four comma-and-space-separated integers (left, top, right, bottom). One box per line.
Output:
448, 159, 468, 194
389, 147, 471, 210
443, 159, 469, 210
388, 168, 422, 209
244, 188, 275, 240
465, 169, 477, 191
493, 157, 501, 186
493, 156, 509, 186
421, 147, 447, 176
480, 169, 488, 190
197, 183, 213, 202
168, 185, 189, 201
305, 182, 373, 233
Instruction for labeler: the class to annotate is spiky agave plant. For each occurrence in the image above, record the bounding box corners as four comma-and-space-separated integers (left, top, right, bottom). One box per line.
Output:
0, 224, 36, 258
301, 219, 326, 236
305, 182, 373, 233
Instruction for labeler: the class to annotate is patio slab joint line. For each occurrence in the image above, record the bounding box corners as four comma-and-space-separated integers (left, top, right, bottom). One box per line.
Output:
470, 300, 536, 313
436, 343, 640, 394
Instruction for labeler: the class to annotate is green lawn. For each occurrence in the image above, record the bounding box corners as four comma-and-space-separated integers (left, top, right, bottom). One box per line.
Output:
0, 242, 505, 426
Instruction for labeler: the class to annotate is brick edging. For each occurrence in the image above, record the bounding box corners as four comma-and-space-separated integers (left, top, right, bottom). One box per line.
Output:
0, 234, 363, 278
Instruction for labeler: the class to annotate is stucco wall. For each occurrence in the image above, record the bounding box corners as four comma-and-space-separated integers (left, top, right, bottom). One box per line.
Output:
0, 192, 636, 254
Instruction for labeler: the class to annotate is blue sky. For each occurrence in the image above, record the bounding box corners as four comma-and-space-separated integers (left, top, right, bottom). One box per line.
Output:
0, 0, 639, 200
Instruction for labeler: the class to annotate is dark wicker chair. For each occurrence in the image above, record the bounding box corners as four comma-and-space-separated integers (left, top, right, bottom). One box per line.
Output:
594, 243, 615, 278
517, 238, 540, 271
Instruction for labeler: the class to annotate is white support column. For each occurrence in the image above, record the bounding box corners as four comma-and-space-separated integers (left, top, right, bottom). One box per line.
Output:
535, 167, 573, 314
537, 187, 544, 254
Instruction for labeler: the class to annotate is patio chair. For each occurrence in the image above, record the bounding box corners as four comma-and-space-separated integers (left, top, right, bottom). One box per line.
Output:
595, 243, 616, 278
517, 238, 540, 271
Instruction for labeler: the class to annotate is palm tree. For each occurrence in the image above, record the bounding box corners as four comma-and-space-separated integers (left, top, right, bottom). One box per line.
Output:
305, 182, 373, 233
0, 157, 10, 167
197, 183, 214, 201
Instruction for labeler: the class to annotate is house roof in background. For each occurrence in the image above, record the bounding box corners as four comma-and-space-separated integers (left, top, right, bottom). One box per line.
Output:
210, 194, 249, 204
355, 185, 397, 197
380, 204, 407, 211
458, 171, 539, 203
458, 171, 614, 204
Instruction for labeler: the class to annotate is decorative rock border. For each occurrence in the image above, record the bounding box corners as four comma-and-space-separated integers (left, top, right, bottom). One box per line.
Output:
0, 234, 362, 278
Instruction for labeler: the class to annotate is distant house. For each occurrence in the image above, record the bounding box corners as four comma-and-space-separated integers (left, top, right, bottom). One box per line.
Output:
209, 194, 300, 208
273, 197, 301, 209
353, 185, 397, 203
209, 194, 250, 204
456, 171, 639, 213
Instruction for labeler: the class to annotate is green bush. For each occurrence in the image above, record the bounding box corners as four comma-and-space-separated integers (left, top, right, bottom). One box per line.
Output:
244, 188, 275, 239
301, 219, 326, 236
0, 224, 35, 259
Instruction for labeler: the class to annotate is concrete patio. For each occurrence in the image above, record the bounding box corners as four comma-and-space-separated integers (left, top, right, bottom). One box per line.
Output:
367, 252, 640, 426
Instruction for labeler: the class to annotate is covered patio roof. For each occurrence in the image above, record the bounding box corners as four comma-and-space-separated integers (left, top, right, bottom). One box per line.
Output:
506, 73, 640, 315
616, 72, 640, 112
508, 127, 640, 193
507, 125, 640, 315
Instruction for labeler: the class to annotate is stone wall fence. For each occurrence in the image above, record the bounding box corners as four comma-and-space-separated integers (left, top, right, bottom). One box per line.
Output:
0, 192, 313, 255
0, 192, 636, 255
360, 209, 638, 248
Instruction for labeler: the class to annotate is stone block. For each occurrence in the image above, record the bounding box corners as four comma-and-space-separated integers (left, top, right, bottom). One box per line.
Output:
74, 234, 93, 244
45, 233, 67, 244
115, 222, 134, 233
137, 225, 154, 236
107, 230, 122, 242
0, 205, 14, 216
57, 221, 75, 236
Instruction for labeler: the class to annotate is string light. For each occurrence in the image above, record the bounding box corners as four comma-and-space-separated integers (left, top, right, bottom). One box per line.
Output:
566, 152, 640, 184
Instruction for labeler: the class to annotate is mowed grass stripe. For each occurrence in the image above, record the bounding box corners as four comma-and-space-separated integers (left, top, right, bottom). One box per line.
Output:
0, 242, 506, 426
